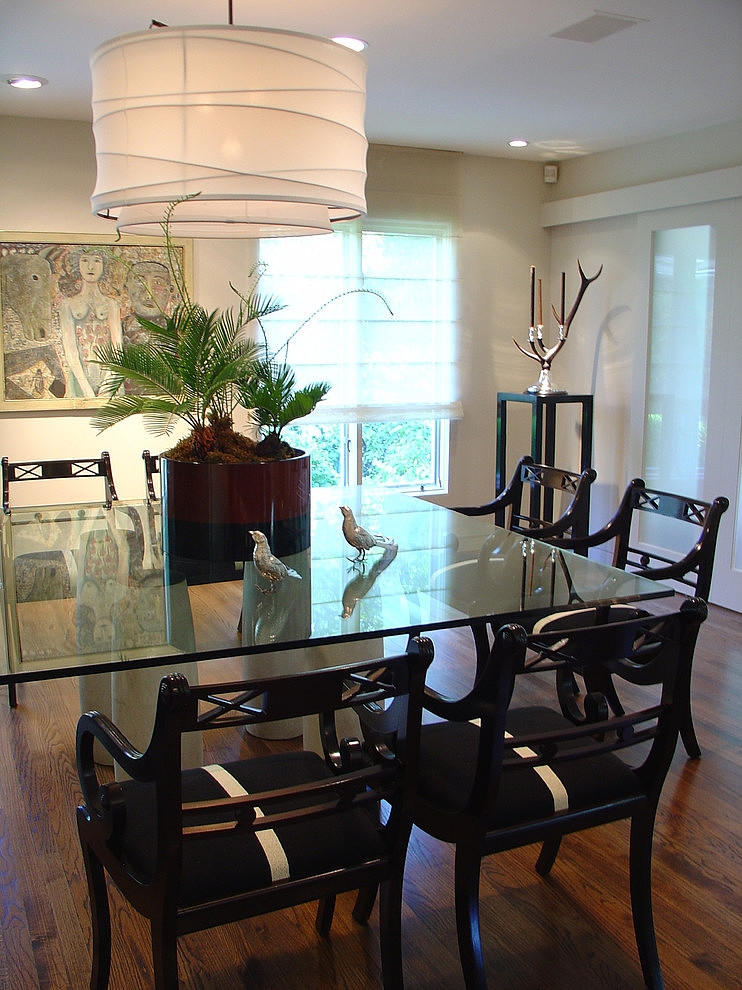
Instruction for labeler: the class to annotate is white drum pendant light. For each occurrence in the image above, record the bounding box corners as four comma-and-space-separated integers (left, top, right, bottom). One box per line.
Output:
90, 25, 368, 237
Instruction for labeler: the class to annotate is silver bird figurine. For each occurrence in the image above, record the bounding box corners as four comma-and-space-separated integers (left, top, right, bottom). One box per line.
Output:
250, 530, 301, 593
340, 505, 397, 562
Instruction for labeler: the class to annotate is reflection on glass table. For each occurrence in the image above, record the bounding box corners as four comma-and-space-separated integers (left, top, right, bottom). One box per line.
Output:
1, 486, 671, 688
1, 500, 192, 673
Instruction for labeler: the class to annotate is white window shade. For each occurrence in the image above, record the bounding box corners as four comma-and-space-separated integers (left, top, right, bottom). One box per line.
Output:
89, 26, 368, 237
258, 220, 462, 424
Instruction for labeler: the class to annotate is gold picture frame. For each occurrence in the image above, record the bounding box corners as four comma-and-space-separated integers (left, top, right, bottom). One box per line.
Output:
0, 232, 192, 410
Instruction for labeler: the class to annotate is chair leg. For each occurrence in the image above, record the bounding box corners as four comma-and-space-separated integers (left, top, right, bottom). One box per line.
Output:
378, 879, 404, 990
150, 915, 180, 990
352, 884, 379, 925
629, 810, 665, 990
78, 837, 112, 990
7, 683, 17, 708
454, 846, 488, 990
679, 702, 701, 759
315, 895, 336, 935
535, 836, 562, 876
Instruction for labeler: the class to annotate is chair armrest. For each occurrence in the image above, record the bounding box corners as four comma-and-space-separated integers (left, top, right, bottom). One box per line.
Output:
76, 711, 146, 808
423, 685, 493, 723
452, 478, 520, 520
452, 497, 507, 518
423, 623, 527, 723
552, 478, 642, 555
452, 457, 531, 521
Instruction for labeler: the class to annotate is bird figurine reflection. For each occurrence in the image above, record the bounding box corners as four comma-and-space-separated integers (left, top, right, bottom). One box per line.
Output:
340, 505, 397, 562
341, 543, 398, 617
249, 530, 301, 593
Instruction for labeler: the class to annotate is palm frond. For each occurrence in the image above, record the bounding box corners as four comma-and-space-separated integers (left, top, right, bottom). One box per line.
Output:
238, 361, 330, 438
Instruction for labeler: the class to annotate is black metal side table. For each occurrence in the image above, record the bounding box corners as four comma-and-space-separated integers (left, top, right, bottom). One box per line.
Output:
496, 392, 594, 529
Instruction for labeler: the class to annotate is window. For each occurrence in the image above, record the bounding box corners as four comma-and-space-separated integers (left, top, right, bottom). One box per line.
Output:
257, 220, 460, 491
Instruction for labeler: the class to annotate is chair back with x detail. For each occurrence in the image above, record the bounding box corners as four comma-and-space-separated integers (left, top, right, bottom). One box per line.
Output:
551, 478, 728, 758
554, 478, 728, 599
76, 637, 433, 990
453, 454, 596, 544
412, 599, 707, 990
2, 451, 118, 513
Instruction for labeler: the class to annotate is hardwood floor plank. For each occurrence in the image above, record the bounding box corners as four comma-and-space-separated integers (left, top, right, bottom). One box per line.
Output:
0, 602, 740, 988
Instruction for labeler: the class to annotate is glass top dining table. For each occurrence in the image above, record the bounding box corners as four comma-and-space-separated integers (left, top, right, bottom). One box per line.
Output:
0, 485, 672, 688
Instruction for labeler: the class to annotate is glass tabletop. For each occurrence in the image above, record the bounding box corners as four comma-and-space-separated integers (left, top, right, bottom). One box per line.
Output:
0, 486, 671, 683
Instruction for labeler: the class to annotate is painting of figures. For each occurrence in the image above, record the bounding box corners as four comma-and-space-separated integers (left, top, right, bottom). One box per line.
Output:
0, 234, 190, 409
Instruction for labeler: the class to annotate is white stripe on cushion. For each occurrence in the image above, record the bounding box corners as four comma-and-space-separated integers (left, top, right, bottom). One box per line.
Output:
467, 720, 570, 812
203, 764, 290, 882
505, 732, 569, 812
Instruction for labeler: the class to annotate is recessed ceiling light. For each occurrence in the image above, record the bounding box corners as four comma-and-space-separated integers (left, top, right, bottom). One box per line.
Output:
508, 139, 529, 148
5, 74, 48, 89
332, 36, 368, 52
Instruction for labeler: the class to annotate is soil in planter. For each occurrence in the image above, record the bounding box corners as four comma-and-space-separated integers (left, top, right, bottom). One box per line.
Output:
165, 417, 301, 464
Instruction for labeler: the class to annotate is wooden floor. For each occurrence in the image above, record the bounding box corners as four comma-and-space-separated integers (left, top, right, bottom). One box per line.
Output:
1, 602, 740, 989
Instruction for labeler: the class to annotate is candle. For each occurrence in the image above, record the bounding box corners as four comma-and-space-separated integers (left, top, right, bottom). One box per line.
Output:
537, 278, 543, 326
560, 271, 566, 325
530, 266, 535, 327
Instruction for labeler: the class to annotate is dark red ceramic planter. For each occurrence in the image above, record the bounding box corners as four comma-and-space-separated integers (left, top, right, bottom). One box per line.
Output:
161, 453, 311, 582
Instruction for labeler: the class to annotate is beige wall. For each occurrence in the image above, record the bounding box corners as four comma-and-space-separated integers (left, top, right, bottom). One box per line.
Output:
1, 115, 739, 508
544, 120, 742, 201
0, 116, 549, 503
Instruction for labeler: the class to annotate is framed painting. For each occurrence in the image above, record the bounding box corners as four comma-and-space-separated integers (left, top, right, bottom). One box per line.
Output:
0, 232, 192, 410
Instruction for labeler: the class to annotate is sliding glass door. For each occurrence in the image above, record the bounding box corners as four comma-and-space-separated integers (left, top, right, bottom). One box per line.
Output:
639, 201, 741, 610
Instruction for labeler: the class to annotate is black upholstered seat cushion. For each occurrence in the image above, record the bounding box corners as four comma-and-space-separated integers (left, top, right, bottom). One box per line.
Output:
418, 707, 643, 828
115, 750, 388, 907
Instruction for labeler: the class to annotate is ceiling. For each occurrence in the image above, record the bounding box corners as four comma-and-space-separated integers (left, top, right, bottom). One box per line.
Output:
1, 0, 740, 161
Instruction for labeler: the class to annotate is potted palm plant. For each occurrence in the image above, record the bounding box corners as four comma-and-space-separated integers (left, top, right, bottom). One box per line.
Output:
91, 200, 336, 580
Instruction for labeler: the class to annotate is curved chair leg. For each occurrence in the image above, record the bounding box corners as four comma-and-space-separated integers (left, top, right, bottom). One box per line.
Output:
535, 836, 562, 876
454, 846, 488, 990
80, 839, 112, 990
150, 915, 180, 990
679, 703, 701, 759
352, 884, 379, 925
629, 809, 664, 990
378, 879, 404, 990
315, 895, 336, 935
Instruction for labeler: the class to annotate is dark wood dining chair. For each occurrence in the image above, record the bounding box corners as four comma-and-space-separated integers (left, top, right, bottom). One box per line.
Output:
2, 451, 118, 513
449, 454, 597, 685
142, 448, 160, 501
453, 454, 596, 543
551, 478, 729, 757
76, 637, 434, 990
413, 599, 707, 990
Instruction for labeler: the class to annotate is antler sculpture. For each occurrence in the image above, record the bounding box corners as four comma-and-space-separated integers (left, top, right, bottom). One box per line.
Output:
514, 260, 603, 394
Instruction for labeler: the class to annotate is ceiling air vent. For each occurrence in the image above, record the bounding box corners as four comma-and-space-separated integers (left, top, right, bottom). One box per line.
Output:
550, 12, 646, 43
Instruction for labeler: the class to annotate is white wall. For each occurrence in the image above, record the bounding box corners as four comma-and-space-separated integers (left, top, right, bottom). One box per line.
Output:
0, 116, 549, 504
543, 120, 742, 531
